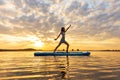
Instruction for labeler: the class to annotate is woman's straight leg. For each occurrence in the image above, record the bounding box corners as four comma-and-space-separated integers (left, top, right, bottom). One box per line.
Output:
53, 42, 61, 53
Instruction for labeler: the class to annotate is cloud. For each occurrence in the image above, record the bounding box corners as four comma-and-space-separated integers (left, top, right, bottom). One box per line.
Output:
65, 0, 89, 16
0, 0, 120, 49
0, 0, 5, 5
67, 0, 120, 40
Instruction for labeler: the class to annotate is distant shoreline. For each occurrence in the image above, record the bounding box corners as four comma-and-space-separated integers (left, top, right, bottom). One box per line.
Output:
0, 48, 120, 52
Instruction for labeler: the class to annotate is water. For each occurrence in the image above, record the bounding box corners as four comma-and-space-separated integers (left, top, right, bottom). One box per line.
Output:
0, 51, 120, 80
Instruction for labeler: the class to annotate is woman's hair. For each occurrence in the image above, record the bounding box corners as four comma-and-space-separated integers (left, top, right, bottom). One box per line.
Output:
61, 27, 65, 32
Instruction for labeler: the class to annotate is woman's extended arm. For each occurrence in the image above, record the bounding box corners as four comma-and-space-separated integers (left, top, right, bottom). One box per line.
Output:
54, 32, 61, 40
65, 24, 71, 32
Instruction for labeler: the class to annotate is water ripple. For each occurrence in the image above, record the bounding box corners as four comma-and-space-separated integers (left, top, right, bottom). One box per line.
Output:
0, 51, 120, 80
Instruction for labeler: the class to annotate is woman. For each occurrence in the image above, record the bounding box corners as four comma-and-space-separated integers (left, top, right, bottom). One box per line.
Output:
54, 25, 71, 53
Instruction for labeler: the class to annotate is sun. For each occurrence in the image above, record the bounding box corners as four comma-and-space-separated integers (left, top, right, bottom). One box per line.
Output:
34, 41, 44, 48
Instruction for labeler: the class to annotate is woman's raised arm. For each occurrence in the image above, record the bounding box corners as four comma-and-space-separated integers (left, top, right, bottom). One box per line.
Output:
65, 24, 71, 32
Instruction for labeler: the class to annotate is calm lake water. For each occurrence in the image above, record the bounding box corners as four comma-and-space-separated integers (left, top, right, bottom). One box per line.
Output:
0, 51, 120, 80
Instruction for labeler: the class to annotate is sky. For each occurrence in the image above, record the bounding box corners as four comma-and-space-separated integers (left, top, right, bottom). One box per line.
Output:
0, 0, 120, 50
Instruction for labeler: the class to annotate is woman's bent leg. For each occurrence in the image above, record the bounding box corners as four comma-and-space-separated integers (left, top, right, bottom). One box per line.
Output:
64, 42, 69, 53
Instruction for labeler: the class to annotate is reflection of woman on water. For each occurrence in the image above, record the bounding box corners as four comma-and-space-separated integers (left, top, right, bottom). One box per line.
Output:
54, 25, 71, 53
54, 56, 70, 79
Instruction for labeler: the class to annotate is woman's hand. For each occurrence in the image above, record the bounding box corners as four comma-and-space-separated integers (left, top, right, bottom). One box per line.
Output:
54, 38, 57, 40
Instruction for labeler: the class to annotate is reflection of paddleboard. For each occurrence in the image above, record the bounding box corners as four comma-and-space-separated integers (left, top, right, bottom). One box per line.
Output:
34, 52, 90, 56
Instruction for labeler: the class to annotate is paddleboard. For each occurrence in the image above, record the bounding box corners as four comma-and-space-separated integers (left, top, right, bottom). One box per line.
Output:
34, 52, 90, 56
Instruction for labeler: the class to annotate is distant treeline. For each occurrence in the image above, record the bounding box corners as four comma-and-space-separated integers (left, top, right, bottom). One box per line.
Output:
0, 48, 41, 51
0, 48, 120, 52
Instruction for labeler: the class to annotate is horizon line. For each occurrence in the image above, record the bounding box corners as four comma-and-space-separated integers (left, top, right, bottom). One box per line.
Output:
0, 48, 120, 51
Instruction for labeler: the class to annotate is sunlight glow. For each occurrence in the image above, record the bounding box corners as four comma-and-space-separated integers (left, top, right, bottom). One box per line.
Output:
33, 41, 44, 48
